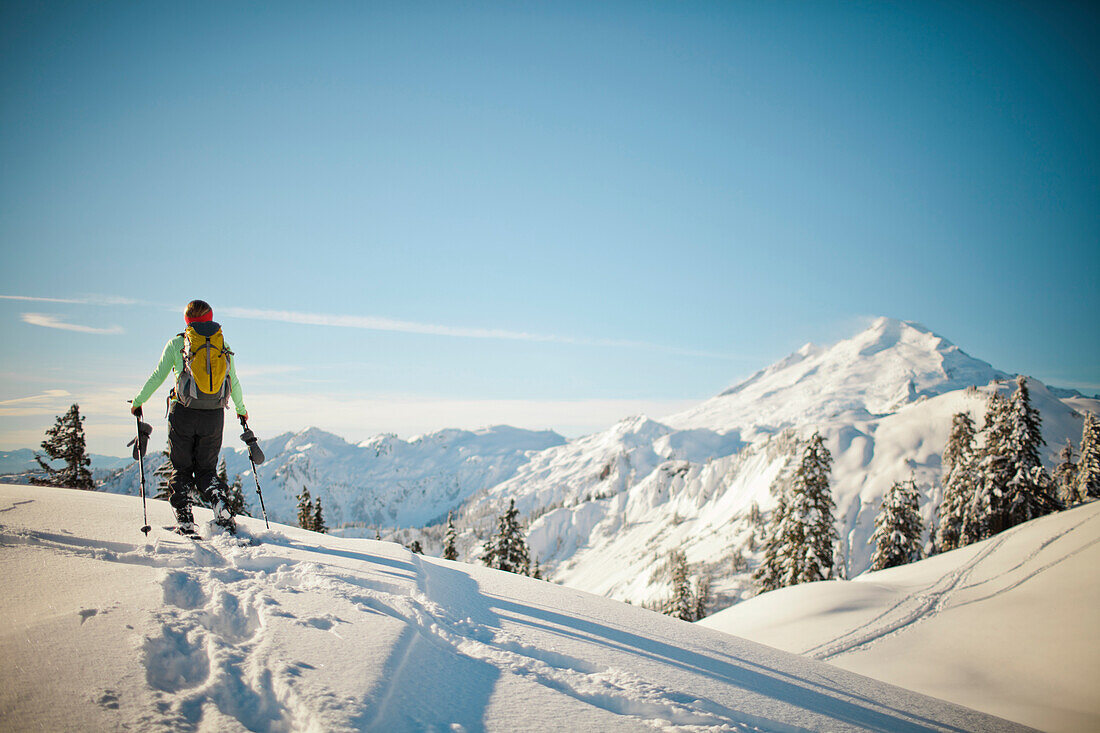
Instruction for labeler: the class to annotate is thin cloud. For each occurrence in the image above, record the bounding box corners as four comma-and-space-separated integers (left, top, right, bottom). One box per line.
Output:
222, 306, 751, 361
21, 313, 125, 335
222, 307, 554, 342
0, 389, 71, 406
1, 294, 138, 306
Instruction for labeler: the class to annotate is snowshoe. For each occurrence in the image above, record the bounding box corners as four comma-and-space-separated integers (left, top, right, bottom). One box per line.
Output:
166, 524, 202, 540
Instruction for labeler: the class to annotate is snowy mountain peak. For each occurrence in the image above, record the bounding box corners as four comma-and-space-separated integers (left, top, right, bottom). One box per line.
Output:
669, 317, 1008, 435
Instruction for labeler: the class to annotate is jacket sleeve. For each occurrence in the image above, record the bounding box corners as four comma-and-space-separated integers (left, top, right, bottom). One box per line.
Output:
228, 346, 247, 417
132, 337, 182, 409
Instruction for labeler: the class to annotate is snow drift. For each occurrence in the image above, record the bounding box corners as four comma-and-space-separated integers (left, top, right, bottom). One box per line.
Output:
700, 499, 1100, 732
0, 483, 1023, 732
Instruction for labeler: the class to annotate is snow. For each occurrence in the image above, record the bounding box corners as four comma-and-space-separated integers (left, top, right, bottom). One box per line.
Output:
449, 319, 1093, 607
0, 482, 1023, 732
699, 500, 1100, 732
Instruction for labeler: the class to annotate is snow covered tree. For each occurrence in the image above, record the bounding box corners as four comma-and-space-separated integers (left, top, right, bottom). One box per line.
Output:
312, 497, 327, 533
753, 490, 789, 593
667, 550, 694, 621
1052, 440, 1078, 506
793, 433, 838, 584
226, 474, 249, 518
1002, 376, 1056, 528
296, 487, 314, 530
32, 404, 94, 490
963, 392, 1012, 544
408, 540, 422, 554
153, 447, 172, 500
933, 412, 977, 554
531, 557, 543, 580
443, 512, 458, 561
869, 478, 924, 570
693, 574, 712, 621
1075, 412, 1100, 501
755, 433, 836, 591
481, 499, 530, 575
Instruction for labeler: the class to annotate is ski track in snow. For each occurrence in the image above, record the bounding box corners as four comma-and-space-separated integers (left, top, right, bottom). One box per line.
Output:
805, 510, 1100, 661
4, 521, 760, 731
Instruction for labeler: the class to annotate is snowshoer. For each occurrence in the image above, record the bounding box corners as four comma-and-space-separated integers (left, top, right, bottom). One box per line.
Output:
131, 300, 248, 534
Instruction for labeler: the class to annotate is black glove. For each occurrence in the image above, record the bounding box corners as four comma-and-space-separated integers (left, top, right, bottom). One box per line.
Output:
128, 421, 152, 460
240, 428, 265, 465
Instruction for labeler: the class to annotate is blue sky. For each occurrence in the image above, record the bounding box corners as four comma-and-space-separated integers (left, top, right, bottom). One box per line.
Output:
2, 1, 1097, 455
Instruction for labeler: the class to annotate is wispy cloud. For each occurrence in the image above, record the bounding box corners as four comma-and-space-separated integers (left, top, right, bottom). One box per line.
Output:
21, 313, 125, 335
1, 294, 138, 306
222, 306, 749, 361
0, 389, 71, 406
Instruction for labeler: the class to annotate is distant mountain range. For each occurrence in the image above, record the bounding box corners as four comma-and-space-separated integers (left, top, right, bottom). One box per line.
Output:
93, 317, 1098, 609
0, 449, 130, 476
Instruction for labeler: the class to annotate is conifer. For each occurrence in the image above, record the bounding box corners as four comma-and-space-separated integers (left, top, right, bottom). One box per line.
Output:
408, 539, 422, 554
1076, 412, 1100, 501
964, 392, 1012, 543
933, 412, 976, 553
668, 550, 694, 621
312, 497, 327, 533
481, 499, 530, 574
693, 575, 711, 621
753, 490, 789, 593
869, 478, 924, 570
32, 404, 94, 490
755, 433, 836, 591
1052, 440, 1078, 506
226, 474, 249, 518
443, 512, 459, 561
1003, 377, 1056, 527
296, 487, 314, 530
793, 433, 837, 584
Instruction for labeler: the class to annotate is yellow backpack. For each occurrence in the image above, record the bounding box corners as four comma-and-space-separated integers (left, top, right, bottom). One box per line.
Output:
175, 322, 233, 409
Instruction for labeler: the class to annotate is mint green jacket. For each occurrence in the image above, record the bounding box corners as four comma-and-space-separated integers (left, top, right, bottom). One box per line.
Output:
133, 334, 247, 416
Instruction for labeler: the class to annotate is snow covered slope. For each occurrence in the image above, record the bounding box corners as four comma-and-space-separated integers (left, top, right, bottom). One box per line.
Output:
100, 425, 564, 528
699, 500, 1100, 732
450, 318, 1093, 607
0, 483, 1025, 732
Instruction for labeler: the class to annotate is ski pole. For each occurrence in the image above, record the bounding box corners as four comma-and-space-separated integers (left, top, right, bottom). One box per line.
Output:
131, 407, 151, 536
239, 415, 269, 529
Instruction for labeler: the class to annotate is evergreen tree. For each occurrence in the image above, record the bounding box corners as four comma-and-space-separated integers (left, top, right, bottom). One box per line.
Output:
443, 512, 459, 561
1075, 412, 1100, 501
408, 540, 422, 554
32, 404, 94, 490
153, 447, 172, 500
667, 550, 694, 621
933, 412, 977, 554
312, 497, 327, 533
1052, 440, 1078, 506
753, 490, 788, 593
869, 478, 924, 570
481, 499, 530, 574
755, 433, 836, 591
964, 392, 1012, 544
693, 574, 711, 621
793, 432, 837, 584
296, 487, 314, 530
531, 557, 543, 580
226, 474, 249, 518
1002, 376, 1056, 527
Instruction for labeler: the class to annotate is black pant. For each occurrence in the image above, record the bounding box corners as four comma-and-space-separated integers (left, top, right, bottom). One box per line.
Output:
167, 403, 224, 510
